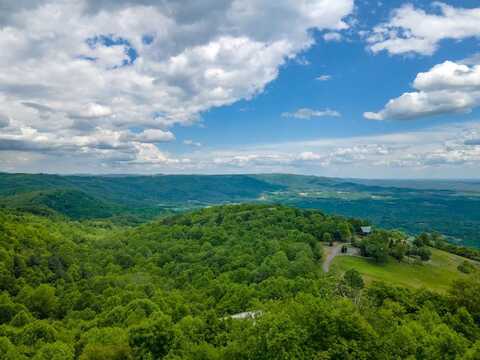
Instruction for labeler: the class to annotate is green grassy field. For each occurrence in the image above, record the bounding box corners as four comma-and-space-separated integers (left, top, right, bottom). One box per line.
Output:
331, 248, 475, 293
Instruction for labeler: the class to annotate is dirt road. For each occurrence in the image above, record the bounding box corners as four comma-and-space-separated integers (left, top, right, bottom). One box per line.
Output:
322, 243, 344, 272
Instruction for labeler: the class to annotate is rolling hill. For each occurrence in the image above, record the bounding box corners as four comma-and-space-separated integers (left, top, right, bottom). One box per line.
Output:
0, 173, 283, 206
1, 172, 480, 247
0, 204, 479, 359
0, 189, 121, 219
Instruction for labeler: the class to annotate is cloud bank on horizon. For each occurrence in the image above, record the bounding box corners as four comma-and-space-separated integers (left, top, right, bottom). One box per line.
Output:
0, 0, 480, 177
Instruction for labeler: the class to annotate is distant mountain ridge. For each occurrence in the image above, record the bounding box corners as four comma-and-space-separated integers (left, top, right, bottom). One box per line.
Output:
0, 173, 284, 205
1, 173, 480, 248
0, 174, 285, 220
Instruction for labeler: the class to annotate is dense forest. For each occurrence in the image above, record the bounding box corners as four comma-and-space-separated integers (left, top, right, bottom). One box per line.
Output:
1, 204, 479, 359
2, 173, 480, 248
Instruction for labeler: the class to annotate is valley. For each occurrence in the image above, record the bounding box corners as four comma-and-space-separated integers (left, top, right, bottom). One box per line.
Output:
2, 173, 480, 247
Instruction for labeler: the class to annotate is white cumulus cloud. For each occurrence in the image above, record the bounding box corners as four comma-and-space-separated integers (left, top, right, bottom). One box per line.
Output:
367, 3, 480, 56
323, 32, 342, 42
0, 0, 353, 169
316, 74, 332, 81
364, 61, 480, 120
132, 129, 175, 143
68, 104, 113, 119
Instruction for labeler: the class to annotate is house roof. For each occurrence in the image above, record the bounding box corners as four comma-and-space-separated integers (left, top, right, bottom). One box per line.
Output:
229, 310, 262, 320
360, 226, 372, 234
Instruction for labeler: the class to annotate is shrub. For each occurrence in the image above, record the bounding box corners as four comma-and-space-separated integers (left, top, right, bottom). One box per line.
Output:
457, 261, 476, 274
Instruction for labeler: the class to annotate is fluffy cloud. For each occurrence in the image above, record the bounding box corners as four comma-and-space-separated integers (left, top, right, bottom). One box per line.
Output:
131, 129, 175, 143
282, 108, 341, 119
184, 140, 202, 147
68, 104, 113, 119
414, 61, 480, 91
323, 32, 342, 42
204, 142, 394, 171
0, 125, 179, 170
364, 61, 480, 120
191, 122, 480, 177
316, 74, 332, 81
4, 119, 480, 176
297, 151, 322, 161
0, 0, 353, 167
367, 3, 480, 55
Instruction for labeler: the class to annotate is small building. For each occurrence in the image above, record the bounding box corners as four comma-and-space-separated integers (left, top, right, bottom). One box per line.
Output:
228, 310, 262, 320
360, 226, 372, 236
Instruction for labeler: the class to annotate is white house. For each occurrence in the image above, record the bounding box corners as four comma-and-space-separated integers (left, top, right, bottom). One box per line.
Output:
360, 226, 372, 235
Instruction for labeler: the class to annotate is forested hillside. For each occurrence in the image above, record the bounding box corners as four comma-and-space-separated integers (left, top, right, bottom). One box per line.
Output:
1, 205, 480, 359
2, 173, 480, 247
0, 173, 283, 207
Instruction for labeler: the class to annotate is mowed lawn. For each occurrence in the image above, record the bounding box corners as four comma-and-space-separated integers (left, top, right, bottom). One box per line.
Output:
331, 248, 475, 293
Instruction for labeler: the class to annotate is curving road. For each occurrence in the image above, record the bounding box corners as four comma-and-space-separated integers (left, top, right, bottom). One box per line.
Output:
322, 243, 344, 272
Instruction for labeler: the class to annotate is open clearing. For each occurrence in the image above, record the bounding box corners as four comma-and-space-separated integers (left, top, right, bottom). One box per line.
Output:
331, 248, 475, 293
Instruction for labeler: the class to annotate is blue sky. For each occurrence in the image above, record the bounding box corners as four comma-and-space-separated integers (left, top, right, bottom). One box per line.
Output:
170, 0, 479, 149
0, 0, 480, 177
172, 33, 478, 150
